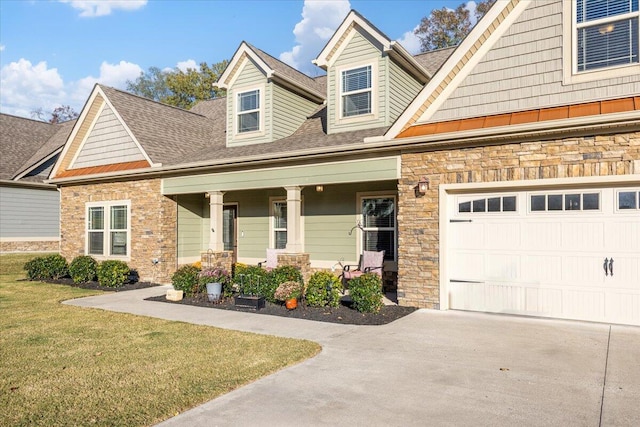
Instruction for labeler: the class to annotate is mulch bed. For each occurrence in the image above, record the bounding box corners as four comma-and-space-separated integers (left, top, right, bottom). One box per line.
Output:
38, 277, 160, 292
145, 293, 417, 326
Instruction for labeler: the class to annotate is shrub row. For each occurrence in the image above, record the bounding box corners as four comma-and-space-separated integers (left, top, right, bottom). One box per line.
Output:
24, 255, 131, 288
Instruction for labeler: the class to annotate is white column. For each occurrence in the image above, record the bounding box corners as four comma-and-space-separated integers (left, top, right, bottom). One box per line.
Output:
208, 191, 225, 251
284, 186, 303, 253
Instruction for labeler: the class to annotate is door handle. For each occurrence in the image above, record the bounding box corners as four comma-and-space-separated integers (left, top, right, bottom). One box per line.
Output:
609, 258, 614, 277
603, 258, 609, 276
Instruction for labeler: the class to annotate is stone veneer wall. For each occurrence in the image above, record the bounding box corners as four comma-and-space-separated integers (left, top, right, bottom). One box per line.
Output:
60, 179, 177, 283
398, 132, 640, 309
0, 240, 60, 253
278, 253, 311, 283
200, 251, 234, 274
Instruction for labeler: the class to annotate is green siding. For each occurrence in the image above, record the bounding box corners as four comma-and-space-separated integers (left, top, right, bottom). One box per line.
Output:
272, 83, 318, 140
177, 194, 206, 259
388, 59, 423, 123
162, 157, 399, 195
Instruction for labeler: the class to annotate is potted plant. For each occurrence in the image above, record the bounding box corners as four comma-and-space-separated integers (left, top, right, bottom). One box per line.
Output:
274, 281, 303, 310
198, 267, 230, 302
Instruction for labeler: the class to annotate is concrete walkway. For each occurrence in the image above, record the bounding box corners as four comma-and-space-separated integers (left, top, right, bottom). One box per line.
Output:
65, 286, 640, 426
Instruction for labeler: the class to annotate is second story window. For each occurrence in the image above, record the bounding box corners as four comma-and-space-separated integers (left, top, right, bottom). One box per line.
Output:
341, 65, 372, 117
237, 89, 260, 133
576, 0, 639, 72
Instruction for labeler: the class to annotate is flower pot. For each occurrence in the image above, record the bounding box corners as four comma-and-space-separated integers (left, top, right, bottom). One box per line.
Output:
206, 282, 222, 302
285, 298, 298, 310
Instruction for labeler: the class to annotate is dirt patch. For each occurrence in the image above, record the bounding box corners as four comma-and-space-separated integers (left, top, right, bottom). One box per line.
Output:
145, 294, 417, 326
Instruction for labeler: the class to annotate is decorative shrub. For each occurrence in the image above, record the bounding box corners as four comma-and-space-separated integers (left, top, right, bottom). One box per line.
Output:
24, 256, 48, 281
97, 260, 130, 288
265, 265, 302, 303
305, 271, 343, 308
273, 281, 303, 301
349, 273, 383, 313
233, 265, 269, 297
171, 265, 201, 296
23, 254, 68, 281
68, 256, 98, 283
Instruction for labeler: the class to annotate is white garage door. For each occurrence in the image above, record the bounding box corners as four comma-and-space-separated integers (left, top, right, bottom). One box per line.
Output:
447, 186, 640, 325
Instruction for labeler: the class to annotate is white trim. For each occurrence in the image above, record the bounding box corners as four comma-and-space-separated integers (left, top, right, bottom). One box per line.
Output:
233, 83, 266, 138
0, 237, 60, 242
336, 61, 378, 124
563, 0, 640, 84
386, 0, 533, 138
215, 42, 272, 90
85, 199, 131, 261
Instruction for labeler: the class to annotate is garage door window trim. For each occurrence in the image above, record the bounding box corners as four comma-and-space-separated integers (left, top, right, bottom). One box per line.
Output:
457, 195, 518, 214
529, 191, 601, 213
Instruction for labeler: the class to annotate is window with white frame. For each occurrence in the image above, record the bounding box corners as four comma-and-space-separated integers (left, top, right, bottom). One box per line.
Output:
272, 200, 287, 249
341, 65, 372, 117
575, 0, 639, 72
237, 89, 260, 133
87, 201, 130, 257
361, 196, 396, 261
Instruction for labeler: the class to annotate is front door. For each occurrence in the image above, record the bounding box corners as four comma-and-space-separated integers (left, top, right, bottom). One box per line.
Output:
223, 205, 238, 263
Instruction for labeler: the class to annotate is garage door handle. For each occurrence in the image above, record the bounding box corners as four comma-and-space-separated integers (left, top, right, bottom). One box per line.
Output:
609, 258, 614, 277
604, 258, 609, 276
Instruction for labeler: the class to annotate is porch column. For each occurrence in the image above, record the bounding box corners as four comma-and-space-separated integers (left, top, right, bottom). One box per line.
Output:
208, 191, 225, 251
284, 186, 303, 253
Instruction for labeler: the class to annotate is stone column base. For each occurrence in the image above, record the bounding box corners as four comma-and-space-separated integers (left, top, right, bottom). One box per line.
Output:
277, 253, 311, 283
201, 250, 234, 273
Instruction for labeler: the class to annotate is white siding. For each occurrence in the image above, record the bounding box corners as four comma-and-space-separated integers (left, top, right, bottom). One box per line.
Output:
73, 104, 145, 168
431, 0, 640, 122
0, 186, 59, 238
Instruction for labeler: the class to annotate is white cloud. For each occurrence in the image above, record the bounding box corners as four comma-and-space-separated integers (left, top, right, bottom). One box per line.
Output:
176, 59, 198, 72
59, 0, 147, 18
0, 45, 5, 52
397, 25, 421, 55
0, 59, 142, 118
279, 0, 351, 74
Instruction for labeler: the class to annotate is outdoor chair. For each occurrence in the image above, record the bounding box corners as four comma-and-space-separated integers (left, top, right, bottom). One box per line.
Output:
341, 250, 385, 287
258, 248, 285, 271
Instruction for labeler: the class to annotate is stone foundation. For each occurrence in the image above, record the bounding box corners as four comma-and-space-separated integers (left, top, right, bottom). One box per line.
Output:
398, 131, 640, 309
0, 240, 59, 253
200, 250, 234, 274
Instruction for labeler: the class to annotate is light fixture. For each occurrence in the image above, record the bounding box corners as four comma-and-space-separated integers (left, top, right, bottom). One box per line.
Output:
417, 177, 429, 195
599, 24, 614, 35
316, 185, 324, 192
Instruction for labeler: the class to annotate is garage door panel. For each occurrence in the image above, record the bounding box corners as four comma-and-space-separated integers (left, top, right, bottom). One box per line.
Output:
521, 255, 562, 283
607, 255, 640, 289
486, 223, 520, 249
605, 220, 639, 251
563, 289, 605, 320
562, 255, 606, 285
561, 222, 604, 251
606, 293, 640, 325
449, 223, 484, 249
522, 222, 562, 250
450, 252, 485, 280
449, 282, 486, 311
486, 253, 520, 280
525, 287, 563, 315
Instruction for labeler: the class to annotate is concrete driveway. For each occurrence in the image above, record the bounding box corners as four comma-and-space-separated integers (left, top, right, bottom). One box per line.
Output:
66, 286, 640, 426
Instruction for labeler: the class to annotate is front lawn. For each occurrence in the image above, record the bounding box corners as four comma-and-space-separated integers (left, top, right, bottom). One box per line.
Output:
0, 254, 320, 426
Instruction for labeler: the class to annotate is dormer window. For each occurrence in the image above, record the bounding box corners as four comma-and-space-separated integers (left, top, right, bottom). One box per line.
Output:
237, 89, 260, 133
575, 0, 639, 72
341, 65, 372, 117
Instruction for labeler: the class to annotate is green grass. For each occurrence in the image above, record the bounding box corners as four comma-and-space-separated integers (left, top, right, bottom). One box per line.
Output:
0, 253, 321, 426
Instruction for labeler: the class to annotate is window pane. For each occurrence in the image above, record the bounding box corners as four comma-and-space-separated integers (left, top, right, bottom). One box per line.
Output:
487, 197, 501, 212
503, 196, 516, 212
531, 195, 546, 211
363, 230, 394, 260
583, 193, 600, 210
578, 17, 639, 71
459, 201, 471, 213
110, 205, 127, 229
89, 207, 104, 230
274, 231, 287, 249
578, 0, 637, 23
273, 202, 287, 229
238, 90, 259, 112
548, 194, 563, 210
110, 231, 127, 256
565, 194, 581, 210
362, 198, 395, 228
223, 208, 235, 251
238, 112, 259, 132
342, 66, 371, 92
88, 231, 104, 255
619, 191, 637, 209
472, 198, 486, 212
343, 92, 371, 116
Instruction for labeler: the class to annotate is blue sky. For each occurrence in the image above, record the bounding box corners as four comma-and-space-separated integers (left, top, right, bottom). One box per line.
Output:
0, 0, 470, 119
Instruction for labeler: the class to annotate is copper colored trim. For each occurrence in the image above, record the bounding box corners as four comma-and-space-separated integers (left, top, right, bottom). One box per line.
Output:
55, 160, 151, 178
396, 96, 640, 139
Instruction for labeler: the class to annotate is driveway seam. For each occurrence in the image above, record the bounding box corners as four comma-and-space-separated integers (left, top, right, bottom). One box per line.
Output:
599, 324, 612, 427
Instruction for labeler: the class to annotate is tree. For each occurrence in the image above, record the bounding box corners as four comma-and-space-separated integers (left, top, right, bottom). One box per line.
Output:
126, 60, 228, 110
415, 0, 496, 52
31, 105, 79, 124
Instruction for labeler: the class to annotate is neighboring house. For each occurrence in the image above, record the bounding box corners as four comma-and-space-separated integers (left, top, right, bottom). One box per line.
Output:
49, 1, 639, 326
0, 114, 74, 253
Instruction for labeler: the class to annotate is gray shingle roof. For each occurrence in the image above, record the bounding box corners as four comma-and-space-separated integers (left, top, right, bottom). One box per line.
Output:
413, 46, 456, 76
0, 113, 65, 181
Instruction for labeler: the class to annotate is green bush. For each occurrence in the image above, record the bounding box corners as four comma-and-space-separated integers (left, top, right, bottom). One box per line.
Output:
349, 273, 383, 313
24, 256, 48, 281
68, 256, 98, 283
171, 265, 201, 296
97, 260, 130, 288
23, 254, 69, 281
267, 265, 303, 303
306, 271, 343, 308
233, 265, 269, 297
